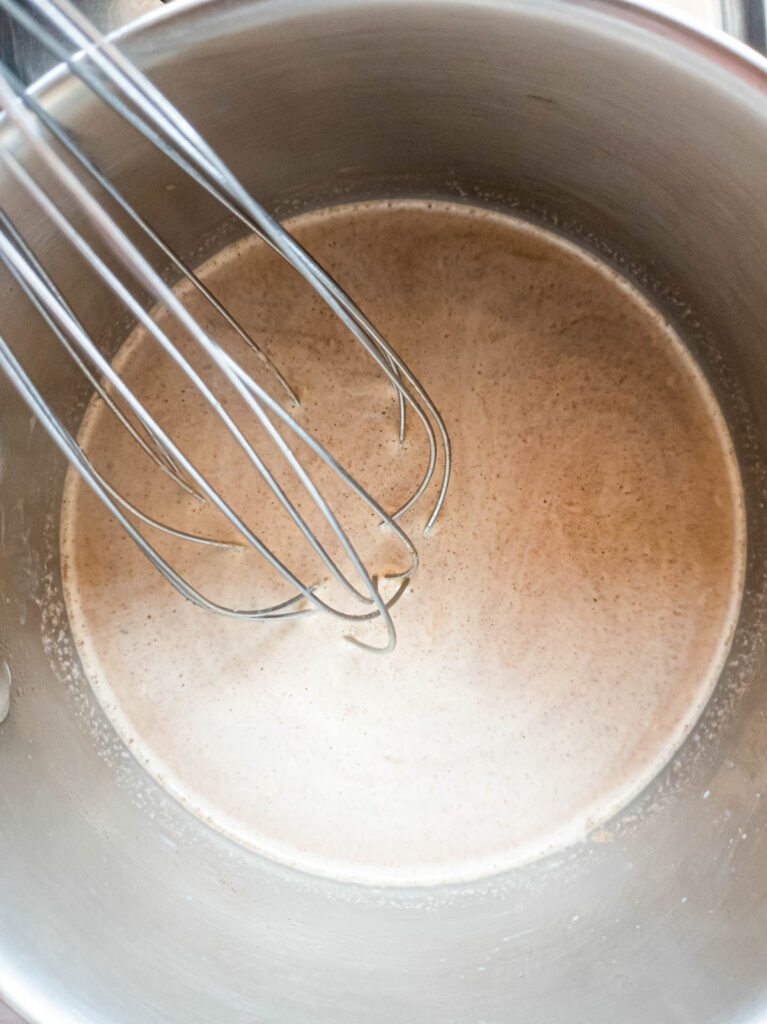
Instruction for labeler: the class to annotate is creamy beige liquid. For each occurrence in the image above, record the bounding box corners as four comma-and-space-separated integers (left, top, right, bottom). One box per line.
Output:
61, 201, 745, 885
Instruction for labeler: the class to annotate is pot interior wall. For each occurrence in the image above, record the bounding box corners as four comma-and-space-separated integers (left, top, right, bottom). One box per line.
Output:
0, 3, 766, 1023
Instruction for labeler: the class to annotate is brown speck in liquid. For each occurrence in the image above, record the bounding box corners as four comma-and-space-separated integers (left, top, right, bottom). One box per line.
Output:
60, 200, 745, 885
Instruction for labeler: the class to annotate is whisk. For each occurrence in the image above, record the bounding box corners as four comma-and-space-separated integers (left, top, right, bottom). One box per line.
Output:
0, 0, 451, 652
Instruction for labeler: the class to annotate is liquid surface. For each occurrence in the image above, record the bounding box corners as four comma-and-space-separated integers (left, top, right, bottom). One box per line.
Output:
61, 201, 745, 885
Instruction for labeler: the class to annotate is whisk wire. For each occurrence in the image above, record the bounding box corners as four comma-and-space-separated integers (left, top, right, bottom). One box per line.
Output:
0, 200, 204, 503
0, 129, 413, 645
0, 0, 452, 650
0, 329, 312, 618
0, 82, 416, 649
0, 0, 451, 526
5, 62, 301, 406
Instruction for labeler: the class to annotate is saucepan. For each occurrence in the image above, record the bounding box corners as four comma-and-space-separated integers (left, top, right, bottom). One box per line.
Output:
0, 1, 766, 1021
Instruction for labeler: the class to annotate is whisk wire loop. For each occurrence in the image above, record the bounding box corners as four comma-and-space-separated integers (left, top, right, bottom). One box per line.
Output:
0, 0, 451, 650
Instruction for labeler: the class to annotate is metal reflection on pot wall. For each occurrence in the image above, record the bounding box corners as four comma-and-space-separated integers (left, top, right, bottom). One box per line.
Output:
0, 0, 763, 82
0, 2, 766, 1024
721, 0, 767, 51
0, 0, 162, 83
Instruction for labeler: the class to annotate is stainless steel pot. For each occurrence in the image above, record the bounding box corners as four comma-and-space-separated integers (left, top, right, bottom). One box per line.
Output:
0, 1, 766, 1021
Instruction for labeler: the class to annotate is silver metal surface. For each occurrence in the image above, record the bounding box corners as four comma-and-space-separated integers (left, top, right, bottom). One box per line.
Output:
0, 0, 162, 84
721, 0, 767, 52
0, 1005, 20, 1024
0, 0, 766, 1021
